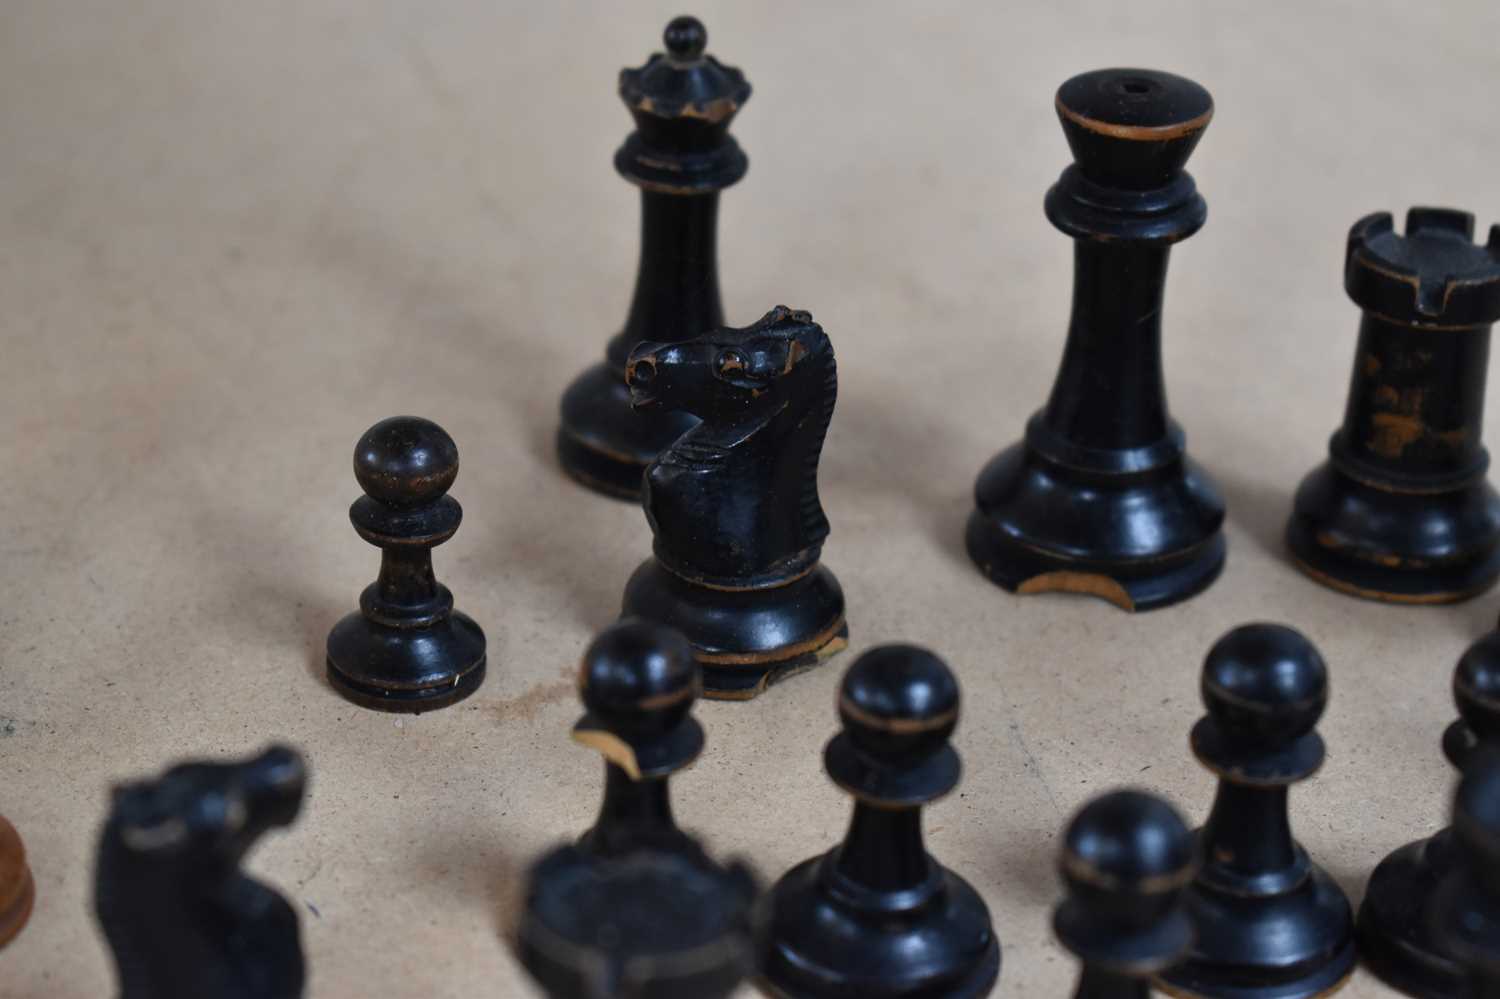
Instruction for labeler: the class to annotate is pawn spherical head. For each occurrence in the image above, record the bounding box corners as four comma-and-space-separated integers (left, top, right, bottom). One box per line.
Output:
1456, 631, 1500, 743
839, 644, 960, 764
579, 619, 700, 741
1061, 790, 1195, 900
663, 15, 707, 62
353, 416, 459, 508
1201, 623, 1327, 746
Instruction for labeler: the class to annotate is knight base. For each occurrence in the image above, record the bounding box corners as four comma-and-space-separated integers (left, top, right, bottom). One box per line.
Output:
326, 611, 487, 713
967, 442, 1226, 612
621, 559, 848, 700
557, 361, 699, 501
1287, 463, 1500, 604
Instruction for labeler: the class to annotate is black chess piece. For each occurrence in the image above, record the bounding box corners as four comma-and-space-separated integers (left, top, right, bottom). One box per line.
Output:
966, 68, 1225, 612
1429, 748, 1500, 999
621, 306, 847, 699
1055, 790, 1197, 998
1288, 209, 1500, 603
517, 619, 760, 999
95, 745, 307, 999
572, 619, 703, 857
1158, 624, 1355, 998
758, 645, 1001, 998
0, 815, 32, 950
556, 15, 751, 500
326, 416, 486, 712
1358, 627, 1500, 997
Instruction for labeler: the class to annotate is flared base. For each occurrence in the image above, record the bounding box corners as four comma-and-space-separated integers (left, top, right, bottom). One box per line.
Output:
966, 442, 1226, 612
1287, 463, 1500, 604
326, 610, 487, 713
1356, 832, 1463, 998
758, 853, 1000, 999
1157, 864, 1355, 999
621, 559, 848, 700
556, 360, 698, 500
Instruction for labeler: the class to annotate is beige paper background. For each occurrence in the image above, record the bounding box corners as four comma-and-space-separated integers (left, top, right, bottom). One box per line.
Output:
4, 1, 1500, 995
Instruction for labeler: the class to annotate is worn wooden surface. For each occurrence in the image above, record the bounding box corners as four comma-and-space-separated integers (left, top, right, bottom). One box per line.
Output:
4, 2, 1500, 996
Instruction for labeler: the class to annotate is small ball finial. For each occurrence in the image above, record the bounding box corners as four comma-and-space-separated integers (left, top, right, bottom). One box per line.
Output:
1062, 790, 1195, 895
663, 15, 707, 62
1201, 623, 1327, 746
1456, 631, 1500, 743
839, 645, 960, 764
353, 416, 459, 508
579, 619, 700, 741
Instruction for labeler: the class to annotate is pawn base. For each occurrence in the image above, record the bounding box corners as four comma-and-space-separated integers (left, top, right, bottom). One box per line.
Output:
326, 611, 487, 713
1287, 463, 1500, 604
966, 442, 1226, 612
557, 360, 699, 500
758, 853, 1001, 999
621, 560, 848, 700
1157, 864, 1355, 999
1356, 832, 1463, 999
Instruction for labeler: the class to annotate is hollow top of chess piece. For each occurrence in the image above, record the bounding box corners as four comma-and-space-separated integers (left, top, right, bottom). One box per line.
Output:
825, 644, 962, 807
1055, 790, 1196, 973
573, 619, 704, 780
1450, 630, 1500, 767
1054, 68, 1212, 191
1192, 623, 1328, 783
1346, 209, 1500, 326
353, 416, 459, 508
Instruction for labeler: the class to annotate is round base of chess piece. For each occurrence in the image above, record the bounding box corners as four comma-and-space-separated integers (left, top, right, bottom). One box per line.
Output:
1357, 830, 1464, 998
518, 844, 757, 999
0, 815, 34, 949
759, 853, 1000, 999
557, 360, 699, 500
621, 560, 847, 700
1156, 862, 1356, 999
1287, 462, 1500, 604
967, 431, 1226, 612
326, 602, 486, 713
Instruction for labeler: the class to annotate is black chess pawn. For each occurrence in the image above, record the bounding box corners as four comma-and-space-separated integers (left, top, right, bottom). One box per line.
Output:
758, 645, 1001, 998
1358, 627, 1500, 996
326, 416, 486, 712
517, 619, 759, 999
572, 619, 703, 857
621, 306, 847, 699
0, 814, 32, 950
556, 15, 752, 500
1159, 624, 1355, 998
1288, 209, 1500, 603
95, 745, 308, 999
1055, 790, 1197, 998
1429, 749, 1500, 999
966, 68, 1225, 612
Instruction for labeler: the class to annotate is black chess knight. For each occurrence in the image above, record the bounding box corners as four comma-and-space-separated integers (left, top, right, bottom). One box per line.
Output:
621, 306, 847, 699
95, 746, 308, 999
556, 16, 752, 499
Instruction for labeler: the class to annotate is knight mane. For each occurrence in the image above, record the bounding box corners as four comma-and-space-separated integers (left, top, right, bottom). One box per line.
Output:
795, 323, 836, 550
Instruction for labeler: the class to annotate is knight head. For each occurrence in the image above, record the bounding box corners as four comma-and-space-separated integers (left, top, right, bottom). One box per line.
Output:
107, 745, 306, 869
626, 306, 830, 420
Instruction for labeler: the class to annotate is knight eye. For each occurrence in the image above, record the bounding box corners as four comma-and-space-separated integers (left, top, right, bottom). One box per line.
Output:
716, 350, 749, 377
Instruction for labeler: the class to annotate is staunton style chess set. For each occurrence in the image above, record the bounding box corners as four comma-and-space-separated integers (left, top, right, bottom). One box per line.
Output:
7, 14, 1500, 999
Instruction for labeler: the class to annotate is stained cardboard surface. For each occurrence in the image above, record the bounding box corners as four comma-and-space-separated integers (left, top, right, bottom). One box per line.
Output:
4, 2, 1499, 995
